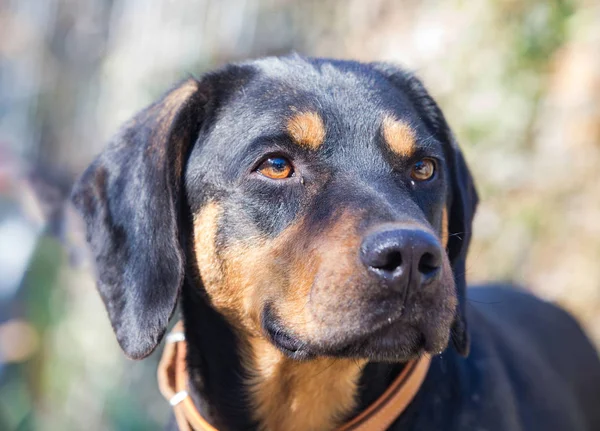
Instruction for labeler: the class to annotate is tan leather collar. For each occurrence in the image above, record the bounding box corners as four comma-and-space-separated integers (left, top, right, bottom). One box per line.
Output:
158, 322, 431, 431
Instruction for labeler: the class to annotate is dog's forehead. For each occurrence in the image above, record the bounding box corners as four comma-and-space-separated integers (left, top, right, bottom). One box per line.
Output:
211, 57, 429, 149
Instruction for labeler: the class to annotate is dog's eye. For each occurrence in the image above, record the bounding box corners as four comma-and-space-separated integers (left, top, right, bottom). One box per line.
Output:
411, 158, 436, 181
256, 157, 294, 179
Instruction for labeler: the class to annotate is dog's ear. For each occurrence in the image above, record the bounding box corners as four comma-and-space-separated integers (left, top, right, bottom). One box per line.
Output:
445, 133, 478, 357
371, 63, 479, 357
71, 78, 209, 359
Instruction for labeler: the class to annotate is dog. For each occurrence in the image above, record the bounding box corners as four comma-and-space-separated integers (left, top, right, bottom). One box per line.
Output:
72, 55, 600, 431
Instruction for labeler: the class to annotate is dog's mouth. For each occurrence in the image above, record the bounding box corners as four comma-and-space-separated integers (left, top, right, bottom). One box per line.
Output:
261, 303, 431, 362
262, 305, 316, 360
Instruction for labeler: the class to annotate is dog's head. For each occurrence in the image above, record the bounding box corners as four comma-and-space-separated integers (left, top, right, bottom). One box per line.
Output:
72, 56, 477, 362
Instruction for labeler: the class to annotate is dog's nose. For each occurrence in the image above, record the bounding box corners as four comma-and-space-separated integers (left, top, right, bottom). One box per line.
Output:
360, 228, 442, 291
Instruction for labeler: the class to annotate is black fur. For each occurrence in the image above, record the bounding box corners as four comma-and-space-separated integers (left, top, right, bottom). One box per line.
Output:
71, 78, 206, 359
72, 55, 600, 430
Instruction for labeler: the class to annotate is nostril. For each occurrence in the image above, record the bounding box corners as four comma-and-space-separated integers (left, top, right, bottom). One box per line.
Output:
377, 250, 403, 272
418, 252, 440, 276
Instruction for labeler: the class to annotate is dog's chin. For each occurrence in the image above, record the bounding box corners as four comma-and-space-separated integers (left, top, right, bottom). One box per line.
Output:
263, 307, 451, 363
335, 320, 450, 362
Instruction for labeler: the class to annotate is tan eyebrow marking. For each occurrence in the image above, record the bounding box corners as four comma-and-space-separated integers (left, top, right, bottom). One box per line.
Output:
286, 111, 326, 150
382, 115, 416, 158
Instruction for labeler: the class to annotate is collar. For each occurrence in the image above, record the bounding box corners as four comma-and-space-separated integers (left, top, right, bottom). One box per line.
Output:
157, 322, 431, 431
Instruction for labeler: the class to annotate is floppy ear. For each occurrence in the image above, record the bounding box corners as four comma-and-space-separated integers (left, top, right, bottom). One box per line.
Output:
71, 78, 208, 359
444, 132, 478, 357
371, 63, 479, 356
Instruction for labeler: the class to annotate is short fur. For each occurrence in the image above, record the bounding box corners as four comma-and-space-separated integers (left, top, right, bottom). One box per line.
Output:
381, 115, 416, 158
286, 111, 326, 150
72, 55, 600, 431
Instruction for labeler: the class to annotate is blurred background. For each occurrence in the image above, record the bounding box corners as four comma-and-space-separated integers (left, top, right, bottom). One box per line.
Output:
1, 0, 599, 429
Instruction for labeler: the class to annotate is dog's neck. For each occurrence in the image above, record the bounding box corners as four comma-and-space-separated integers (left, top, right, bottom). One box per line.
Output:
243, 336, 365, 431
181, 282, 403, 431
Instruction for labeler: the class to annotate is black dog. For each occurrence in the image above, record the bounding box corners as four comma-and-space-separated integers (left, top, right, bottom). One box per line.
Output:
72, 55, 600, 431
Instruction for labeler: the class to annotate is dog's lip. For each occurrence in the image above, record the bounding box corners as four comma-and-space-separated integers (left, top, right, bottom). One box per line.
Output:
266, 327, 315, 360
262, 304, 315, 360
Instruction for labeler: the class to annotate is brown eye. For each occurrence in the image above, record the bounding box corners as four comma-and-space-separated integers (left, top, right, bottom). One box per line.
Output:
257, 157, 294, 179
411, 158, 436, 181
